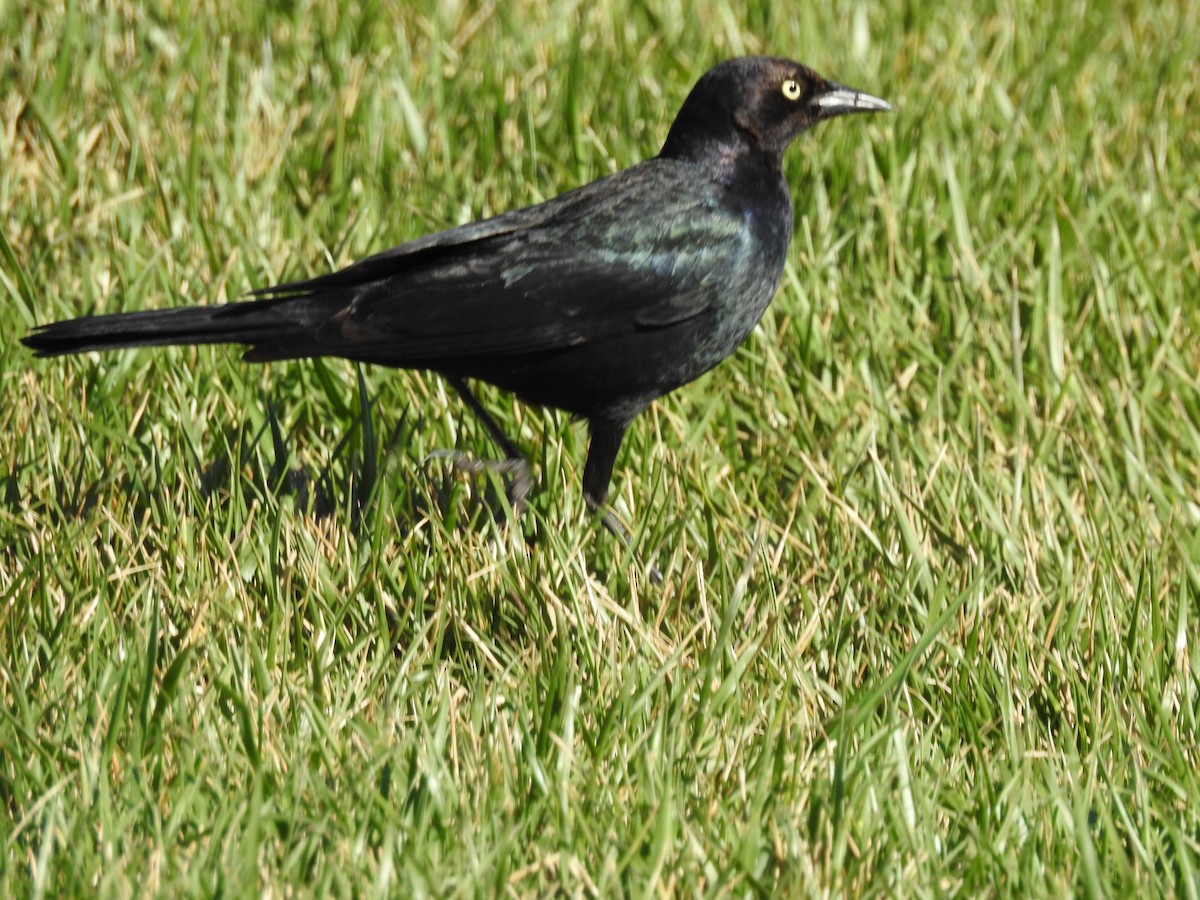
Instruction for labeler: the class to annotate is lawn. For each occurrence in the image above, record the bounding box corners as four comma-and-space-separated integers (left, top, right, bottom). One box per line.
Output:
2, 0, 1198, 895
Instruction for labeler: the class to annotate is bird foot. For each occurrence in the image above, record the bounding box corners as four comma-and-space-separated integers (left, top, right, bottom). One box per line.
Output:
424, 449, 532, 512
586, 496, 663, 586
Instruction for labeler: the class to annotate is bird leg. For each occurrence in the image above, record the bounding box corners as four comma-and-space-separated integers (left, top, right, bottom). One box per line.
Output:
582, 417, 629, 537
584, 418, 662, 584
428, 376, 533, 511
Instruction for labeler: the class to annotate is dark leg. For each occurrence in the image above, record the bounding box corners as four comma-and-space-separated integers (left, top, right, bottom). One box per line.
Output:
584, 417, 662, 584
434, 376, 532, 510
447, 377, 521, 461
582, 417, 628, 516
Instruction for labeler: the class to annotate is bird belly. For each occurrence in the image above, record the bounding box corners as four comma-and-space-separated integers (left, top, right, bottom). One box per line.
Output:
448, 266, 782, 421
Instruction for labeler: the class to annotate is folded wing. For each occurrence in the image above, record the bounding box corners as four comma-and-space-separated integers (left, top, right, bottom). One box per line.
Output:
248, 160, 751, 364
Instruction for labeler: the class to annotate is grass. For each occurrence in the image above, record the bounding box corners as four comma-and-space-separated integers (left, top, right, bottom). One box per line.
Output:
2, 0, 1199, 894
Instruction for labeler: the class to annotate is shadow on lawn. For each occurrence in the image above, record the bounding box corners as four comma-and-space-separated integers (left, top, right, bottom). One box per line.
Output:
5, 377, 540, 667
8, 375, 529, 540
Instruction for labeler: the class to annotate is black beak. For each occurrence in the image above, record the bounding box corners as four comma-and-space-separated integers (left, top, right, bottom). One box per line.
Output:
811, 82, 892, 118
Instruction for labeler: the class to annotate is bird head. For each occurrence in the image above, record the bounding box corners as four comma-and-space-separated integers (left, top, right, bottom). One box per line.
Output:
659, 56, 890, 169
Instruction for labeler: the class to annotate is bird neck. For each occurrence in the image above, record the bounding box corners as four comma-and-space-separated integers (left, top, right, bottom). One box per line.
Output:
658, 125, 783, 188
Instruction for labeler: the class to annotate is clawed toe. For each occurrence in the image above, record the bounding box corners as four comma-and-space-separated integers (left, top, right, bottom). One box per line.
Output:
424, 449, 532, 512
585, 494, 663, 586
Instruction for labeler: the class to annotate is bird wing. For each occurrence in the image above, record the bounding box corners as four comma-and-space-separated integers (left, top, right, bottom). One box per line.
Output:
257, 160, 753, 362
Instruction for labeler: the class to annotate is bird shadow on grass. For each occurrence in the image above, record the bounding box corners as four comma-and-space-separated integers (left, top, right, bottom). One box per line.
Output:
5, 383, 549, 680
194, 390, 545, 666
7, 367, 530, 539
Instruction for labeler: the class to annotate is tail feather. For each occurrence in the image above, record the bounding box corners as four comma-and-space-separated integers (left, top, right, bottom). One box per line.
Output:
21, 296, 335, 359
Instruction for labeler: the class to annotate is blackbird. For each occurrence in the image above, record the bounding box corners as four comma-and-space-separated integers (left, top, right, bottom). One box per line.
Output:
24, 56, 889, 538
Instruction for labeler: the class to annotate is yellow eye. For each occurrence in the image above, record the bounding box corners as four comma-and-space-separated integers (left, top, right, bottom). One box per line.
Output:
781, 79, 802, 100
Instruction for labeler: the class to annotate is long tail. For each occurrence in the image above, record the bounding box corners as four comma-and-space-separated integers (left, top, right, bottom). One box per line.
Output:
21, 295, 338, 359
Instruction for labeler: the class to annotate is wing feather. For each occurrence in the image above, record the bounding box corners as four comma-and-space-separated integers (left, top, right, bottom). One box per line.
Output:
258, 160, 751, 362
